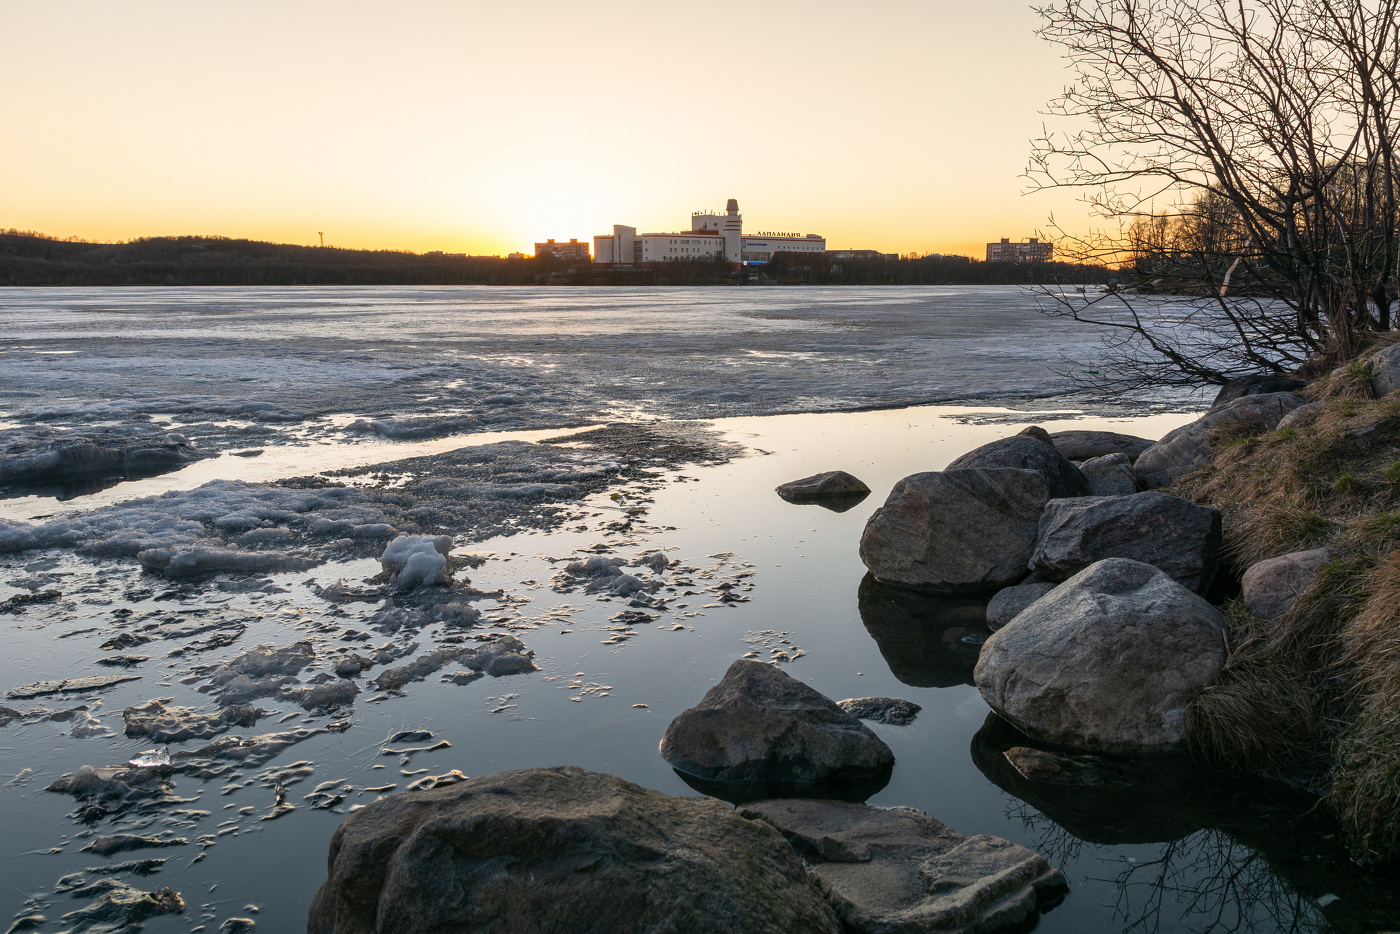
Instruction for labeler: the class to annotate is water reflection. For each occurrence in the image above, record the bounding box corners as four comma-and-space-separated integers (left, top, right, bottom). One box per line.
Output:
777, 491, 870, 513
671, 767, 891, 806
856, 573, 989, 687
971, 714, 1400, 933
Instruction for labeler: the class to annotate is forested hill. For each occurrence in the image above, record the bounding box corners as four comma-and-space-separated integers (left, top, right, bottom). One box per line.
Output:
0, 231, 1110, 287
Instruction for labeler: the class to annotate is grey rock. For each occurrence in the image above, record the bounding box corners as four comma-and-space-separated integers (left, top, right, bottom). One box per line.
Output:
1370, 342, 1400, 397
122, 699, 262, 743
1277, 401, 1324, 430
837, 696, 922, 726
985, 582, 1058, 631
975, 558, 1228, 755
1135, 392, 1307, 488
661, 659, 894, 789
947, 436, 1091, 498
1049, 430, 1155, 462
1210, 374, 1307, 408
1242, 548, 1331, 620
740, 798, 1067, 934
1030, 492, 1222, 592
776, 470, 871, 499
859, 469, 1049, 593
1078, 452, 1138, 496
307, 766, 842, 934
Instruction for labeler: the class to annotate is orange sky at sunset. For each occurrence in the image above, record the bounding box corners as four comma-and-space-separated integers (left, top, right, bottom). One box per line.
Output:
2, 1, 1095, 258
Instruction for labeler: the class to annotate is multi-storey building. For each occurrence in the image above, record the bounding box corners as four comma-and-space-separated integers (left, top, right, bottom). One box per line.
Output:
986, 237, 1053, 263
534, 238, 591, 261
594, 199, 825, 266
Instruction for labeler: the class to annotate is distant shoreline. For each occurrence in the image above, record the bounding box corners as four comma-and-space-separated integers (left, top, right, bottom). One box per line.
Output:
0, 231, 1110, 288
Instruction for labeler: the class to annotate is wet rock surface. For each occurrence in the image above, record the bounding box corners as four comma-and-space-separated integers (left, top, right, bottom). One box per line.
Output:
1030, 491, 1223, 592
859, 469, 1048, 592
661, 659, 894, 794
1242, 547, 1331, 620
946, 435, 1091, 498
307, 766, 843, 934
837, 696, 922, 725
976, 558, 1229, 755
776, 470, 871, 500
740, 798, 1067, 934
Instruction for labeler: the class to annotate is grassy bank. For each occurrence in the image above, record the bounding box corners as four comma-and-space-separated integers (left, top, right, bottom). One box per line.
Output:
1179, 353, 1400, 869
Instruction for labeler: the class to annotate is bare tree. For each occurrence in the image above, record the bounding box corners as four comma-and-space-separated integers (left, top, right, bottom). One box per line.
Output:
1030, 0, 1400, 390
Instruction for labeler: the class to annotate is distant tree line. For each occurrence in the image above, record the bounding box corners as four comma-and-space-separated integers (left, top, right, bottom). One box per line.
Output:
0, 230, 1110, 287
762, 251, 1110, 285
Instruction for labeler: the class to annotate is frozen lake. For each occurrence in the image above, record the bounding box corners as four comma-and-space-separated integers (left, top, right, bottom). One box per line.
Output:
1, 286, 1393, 934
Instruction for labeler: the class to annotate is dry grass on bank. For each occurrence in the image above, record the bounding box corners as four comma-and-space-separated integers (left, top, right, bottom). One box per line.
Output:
1177, 360, 1400, 866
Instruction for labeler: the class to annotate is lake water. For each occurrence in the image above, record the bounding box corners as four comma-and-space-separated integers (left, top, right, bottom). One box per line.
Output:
0, 286, 1395, 934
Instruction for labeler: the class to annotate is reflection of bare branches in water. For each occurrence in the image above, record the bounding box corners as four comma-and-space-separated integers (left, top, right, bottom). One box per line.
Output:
1010, 799, 1089, 865
1012, 805, 1328, 934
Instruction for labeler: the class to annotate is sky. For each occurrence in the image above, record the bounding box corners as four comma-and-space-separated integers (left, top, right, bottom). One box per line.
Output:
1, 1, 1095, 258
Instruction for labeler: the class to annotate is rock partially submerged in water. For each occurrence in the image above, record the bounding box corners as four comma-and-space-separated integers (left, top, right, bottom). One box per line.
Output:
975, 558, 1228, 756
1030, 492, 1222, 593
740, 798, 1067, 934
661, 659, 893, 795
776, 470, 871, 500
859, 469, 1048, 592
837, 696, 921, 726
307, 766, 843, 934
947, 435, 1091, 498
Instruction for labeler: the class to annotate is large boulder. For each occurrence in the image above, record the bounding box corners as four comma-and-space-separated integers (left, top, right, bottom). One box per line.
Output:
1241, 548, 1330, 620
1135, 392, 1307, 488
859, 469, 1048, 593
1078, 452, 1138, 496
975, 558, 1228, 755
1370, 342, 1400, 397
776, 470, 870, 500
946, 436, 1091, 498
1210, 374, 1307, 409
660, 659, 893, 795
1048, 430, 1155, 462
1030, 492, 1222, 592
308, 766, 842, 934
740, 798, 1067, 934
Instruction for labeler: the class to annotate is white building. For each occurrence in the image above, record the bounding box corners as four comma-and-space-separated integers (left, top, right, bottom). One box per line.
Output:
594, 199, 824, 265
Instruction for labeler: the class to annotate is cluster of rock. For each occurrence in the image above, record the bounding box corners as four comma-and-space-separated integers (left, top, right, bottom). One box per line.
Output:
312, 662, 1067, 934
856, 381, 1312, 757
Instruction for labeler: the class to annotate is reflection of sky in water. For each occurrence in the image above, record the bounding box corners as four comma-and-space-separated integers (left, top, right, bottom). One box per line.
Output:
3, 403, 1393, 933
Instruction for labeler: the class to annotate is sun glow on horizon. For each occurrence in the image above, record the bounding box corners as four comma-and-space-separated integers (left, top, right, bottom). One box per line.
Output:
2, 1, 1093, 259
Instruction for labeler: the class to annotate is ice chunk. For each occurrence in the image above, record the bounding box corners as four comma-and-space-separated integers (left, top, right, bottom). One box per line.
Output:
128, 747, 172, 769
380, 534, 452, 591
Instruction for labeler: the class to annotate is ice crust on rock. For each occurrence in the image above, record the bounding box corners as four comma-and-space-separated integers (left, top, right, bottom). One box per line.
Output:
380, 534, 453, 591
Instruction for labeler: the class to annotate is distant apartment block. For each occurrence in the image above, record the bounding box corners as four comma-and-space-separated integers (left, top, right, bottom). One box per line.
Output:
826, 249, 898, 261
535, 238, 590, 261
987, 237, 1053, 263
594, 199, 825, 266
